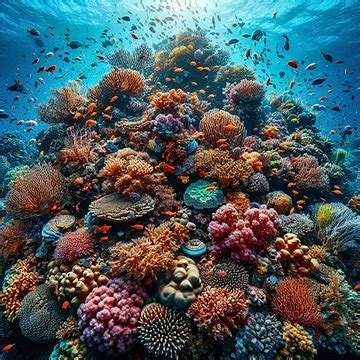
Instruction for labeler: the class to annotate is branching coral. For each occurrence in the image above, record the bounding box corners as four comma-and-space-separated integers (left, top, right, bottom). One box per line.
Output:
293, 155, 329, 190
187, 287, 249, 340
38, 84, 86, 124
209, 204, 279, 264
78, 277, 146, 355
138, 303, 191, 359
110, 222, 189, 280
0, 257, 40, 321
5, 164, 65, 219
98, 68, 145, 102
271, 277, 323, 327
195, 148, 253, 187
149, 88, 187, 114
199, 109, 246, 148
100, 148, 166, 195
54, 228, 95, 263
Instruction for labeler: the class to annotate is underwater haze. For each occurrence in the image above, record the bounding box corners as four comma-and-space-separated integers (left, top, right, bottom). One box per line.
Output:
0, 0, 359, 359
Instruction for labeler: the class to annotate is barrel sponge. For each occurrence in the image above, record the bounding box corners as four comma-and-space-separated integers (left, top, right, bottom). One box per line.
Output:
18, 284, 66, 343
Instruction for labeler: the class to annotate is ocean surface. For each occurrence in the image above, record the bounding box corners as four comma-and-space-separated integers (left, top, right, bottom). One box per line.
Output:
0, 0, 359, 359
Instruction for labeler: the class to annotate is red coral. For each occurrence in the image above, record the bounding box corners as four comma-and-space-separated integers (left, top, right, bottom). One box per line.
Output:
272, 277, 323, 327
54, 228, 95, 263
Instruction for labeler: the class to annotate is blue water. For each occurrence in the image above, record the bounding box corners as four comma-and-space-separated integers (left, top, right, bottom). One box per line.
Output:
0, 0, 359, 139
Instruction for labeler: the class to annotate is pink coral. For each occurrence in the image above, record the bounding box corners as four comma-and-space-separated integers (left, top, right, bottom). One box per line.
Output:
77, 277, 146, 355
54, 228, 95, 263
209, 205, 279, 264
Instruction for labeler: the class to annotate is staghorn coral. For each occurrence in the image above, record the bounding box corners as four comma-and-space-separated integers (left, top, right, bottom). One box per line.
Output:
0, 257, 40, 321
187, 287, 249, 340
78, 277, 146, 355
54, 228, 95, 263
5, 164, 65, 219
110, 222, 188, 280
100, 148, 166, 195
18, 284, 66, 343
157, 255, 203, 310
138, 303, 191, 359
38, 84, 86, 124
195, 148, 253, 188
98, 68, 145, 102
199, 109, 246, 148
271, 277, 323, 327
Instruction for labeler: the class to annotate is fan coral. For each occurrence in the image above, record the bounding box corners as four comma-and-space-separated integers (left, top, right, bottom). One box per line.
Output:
209, 204, 279, 264
271, 277, 323, 327
5, 164, 65, 219
293, 155, 329, 190
195, 149, 253, 188
54, 228, 95, 263
187, 287, 249, 340
0, 220, 26, 259
278, 213, 315, 242
107, 44, 153, 72
100, 148, 166, 195
280, 321, 317, 358
0, 257, 39, 321
184, 179, 225, 209
265, 191, 293, 215
199, 109, 246, 148
138, 303, 191, 359
149, 88, 187, 114
98, 68, 145, 101
38, 84, 86, 124
247, 173, 270, 195
18, 284, 66, 343
157, 255, 203, 310
78, 277, 146, 355
110, 222, 188, 280
233, 312, 284, 360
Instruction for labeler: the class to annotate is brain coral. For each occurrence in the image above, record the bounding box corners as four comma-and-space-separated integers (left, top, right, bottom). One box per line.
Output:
18, 284, 66, 343
138, 303, 191, 359
77, 277, 146, 355
184, 179, 225, 209
54, 228, 95, 263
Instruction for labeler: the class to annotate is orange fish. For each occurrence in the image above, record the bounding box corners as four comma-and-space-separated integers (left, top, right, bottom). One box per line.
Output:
88, 103, 96, 113
177, 175, 189, 184
206, 186, 218, 191
288, 60, 299, 68
85, 119, 97, 126
130, 32, 139, 39
162, 163, 176, 172
297, 200, 305, 205
216, 138, 228, 144
187, 44, 193, 50
102, 114, 113, 120
73, 177, 84, 185
289, 80, 295, 89
100, 236, 109, 241
297, 205, 303, 210
143, 277, 153, 286
319, 96, 327, 101
163, 211, 177, 217
94, 225, 112, 233
110, 96, 118, 103
298, 267, 308, 273
174, 67, 184, 73
292, 190, 299, 196
62, 301, 70, 310
97, 55, 106, 60
287, 182, 296, 188
219, 143, 228, 150
104, 105, 112, 112
1, 344, 15, 353
197, 66, 204, 71
245, 48, 251, 58
332, 189, 343, 195
131, 224, 144, 230
266, 78, 271, 86
46, 65, 57, 72
73, 112, 82, 120
223, 124, 238, 131
290, 207, 295, 215
353, 284, 360, 291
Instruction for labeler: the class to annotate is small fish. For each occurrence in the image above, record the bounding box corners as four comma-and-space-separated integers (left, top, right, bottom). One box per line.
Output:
297, 200, 305, 205
190, 61, 197, 66
73, 112, 82, 119
245, 48, 251, 58
46, 65, 57, 72
62, 301, 70, 310
219, 143, 228, 150
177, 175, 189, 184
332, 189, 343, 195
223, 124, 238, 131
287, 60, 299, 68
289, 80, 295, 89
94, 225, 112, 233
162, 163, 176, 172
305, 63, 317, 70
207, 94, 216, 99
130, 32, 139, 40
97, 55, 106, 60
85, 119, 97, 126
290, 207, 295, 215
320, 51, 333, 62
131, 224, 144, 230
311, 78, 326, 86
32, 57, 40, 64
104, 105, 112, 112
100, 236, 109, 241
206, 186, 218, 191
228, 39, 239, 45
121, 16, 131, 21
320, 197, 327, 202
27, 28, 40, 36
163, 211, 177, 216
1, 343, 15, 353
266, 78, 271, 86
298, 267, 308, 273
110, 96, 118, 103
292, 190, 299, 196
329, 130, 336, 135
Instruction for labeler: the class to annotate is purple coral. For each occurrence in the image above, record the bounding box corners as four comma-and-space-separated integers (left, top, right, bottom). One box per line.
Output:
154, 113, 183, 139
77, 277, 146, 355
209, 205, 279, 264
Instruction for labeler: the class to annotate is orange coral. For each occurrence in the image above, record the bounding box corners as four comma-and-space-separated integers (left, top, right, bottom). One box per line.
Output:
199, 109, 246, 148
0, 257, 39, 321
272, 277, 323, 327
99, 69, 145, 100
261, 125, 279, 139
0, 221, 26, 259
240, 152, 263, 172
38, 84, 86, 124
5, 165, 65, 219
226, 192, 250, 213
195, 148, 253, 187
100, 148, 166, 195
149, 89, 187, 114
110, 222, 188, 280
187, 287, 249, 340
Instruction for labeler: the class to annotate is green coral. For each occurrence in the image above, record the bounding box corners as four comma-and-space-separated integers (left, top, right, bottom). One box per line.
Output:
331, 148, 347, 166
184, 179, 224, 210
316, 204, 335, 229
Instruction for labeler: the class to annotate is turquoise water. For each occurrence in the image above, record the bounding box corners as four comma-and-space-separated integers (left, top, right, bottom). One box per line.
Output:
0, 1, 359, 359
